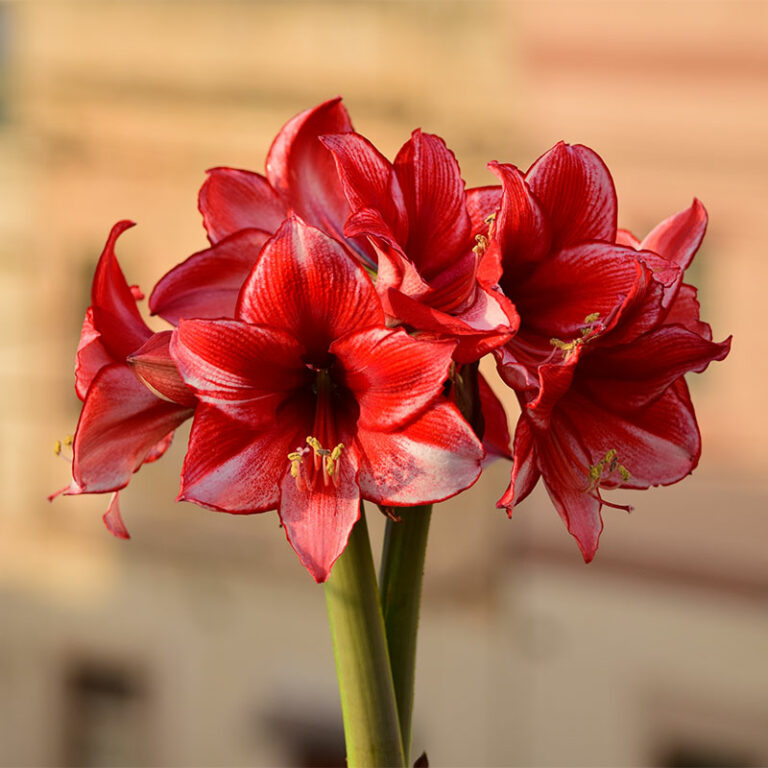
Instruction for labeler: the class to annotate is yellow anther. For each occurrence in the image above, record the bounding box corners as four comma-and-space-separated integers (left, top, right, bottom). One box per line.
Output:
288, 451, 303, 479
306, 436, 322, 452
326, 443, 344, 476
587, 449, 631, 488
54, 434, 74, 460
472, 233, 488, 257
551, 311, 604, 358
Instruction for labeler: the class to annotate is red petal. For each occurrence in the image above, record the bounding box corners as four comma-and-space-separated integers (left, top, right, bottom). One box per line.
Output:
179, 400, 308, 514
149, 229, 270, 325
265, 97, 353, 242
75, 307, 114, 400
665, 283, 713, 339
144, 432, 175, 463
356, 401, 483, 506
518, 243, 645, 340
558, 380, 702, 490
90, 221, 152, 359
525, 142, 617, 249
534, 413, 604, 562
478, 373, 512, 464
236, 217, 383, 360
73, 364, 192, 493
616, 229, 640, 248
332, 327, 454, 431
385, 284, 516, 363
128, 331, 196, 407
488, 162, 551, 281
198, 167, 285, 244
639, 199, 707, 272
526, 353, 581, 430
497, 415, 539, 510
171, 319, 305, 424
578, 325, 732, 411
103, 492, 130, 539
393, 130, 473, 281
279, 442, 361, 583
321, 132, 408, 244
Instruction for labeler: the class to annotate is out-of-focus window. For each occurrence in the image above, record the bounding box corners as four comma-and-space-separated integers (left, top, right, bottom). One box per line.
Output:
62, 663, 151, 767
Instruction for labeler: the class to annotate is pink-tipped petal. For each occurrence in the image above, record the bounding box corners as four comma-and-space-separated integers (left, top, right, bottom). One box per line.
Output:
199, 168, 285, 243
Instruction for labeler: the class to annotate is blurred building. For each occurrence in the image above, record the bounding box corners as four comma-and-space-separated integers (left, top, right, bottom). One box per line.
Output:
0, 1, 766, 766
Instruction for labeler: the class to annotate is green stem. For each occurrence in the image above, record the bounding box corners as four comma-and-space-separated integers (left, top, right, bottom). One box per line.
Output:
325, 503, 406, 768
378, 504, 432, 762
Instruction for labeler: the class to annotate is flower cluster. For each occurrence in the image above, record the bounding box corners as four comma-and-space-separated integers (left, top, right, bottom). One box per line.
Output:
53, 98, 730, 581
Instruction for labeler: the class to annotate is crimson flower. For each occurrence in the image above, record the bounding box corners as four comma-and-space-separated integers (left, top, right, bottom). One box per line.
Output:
53, 221, 195, 537
321, 128, 518, 363
149, 97, 374, 325
490, 144, 730, 560
169, 217, 484, 581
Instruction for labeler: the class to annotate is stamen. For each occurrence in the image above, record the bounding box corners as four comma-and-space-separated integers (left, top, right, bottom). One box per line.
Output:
288, 438, 344, 491
472, 233, 488, 257
54, 434, 74, 462
550, 312, 604, 359
587, 448, 631, 491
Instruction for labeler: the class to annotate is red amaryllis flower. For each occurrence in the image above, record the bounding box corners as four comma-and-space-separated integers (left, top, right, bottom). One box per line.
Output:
490, 146, 730, 560
149, 97, 373, 325
52, 221, 195, 537
321, 129, 518, 364
170, 217, 484, 582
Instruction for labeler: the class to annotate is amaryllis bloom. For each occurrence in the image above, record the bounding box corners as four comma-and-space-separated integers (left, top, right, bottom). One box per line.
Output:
149, 97, 373, 326
52, 221, 195, 537
490, 145, 730, 560
321, 128, 518, 363
170, 217, 484, 582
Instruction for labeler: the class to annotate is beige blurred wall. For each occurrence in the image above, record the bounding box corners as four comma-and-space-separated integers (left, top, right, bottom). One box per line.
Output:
0, 1, 766, 766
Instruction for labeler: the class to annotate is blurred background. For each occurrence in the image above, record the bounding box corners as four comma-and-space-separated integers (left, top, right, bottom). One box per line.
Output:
1, 1, 766, 765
